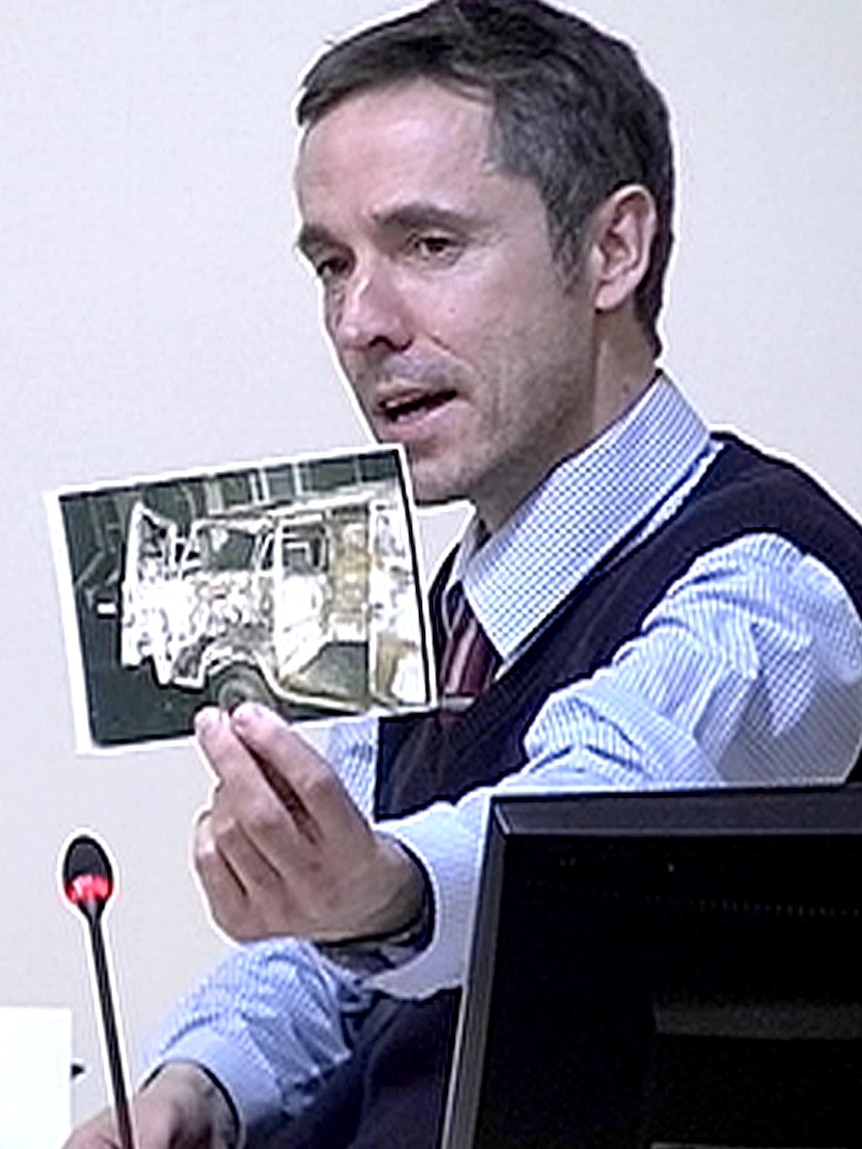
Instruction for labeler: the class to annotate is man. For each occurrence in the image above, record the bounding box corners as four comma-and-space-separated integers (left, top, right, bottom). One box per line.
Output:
66, 1, 862, 1147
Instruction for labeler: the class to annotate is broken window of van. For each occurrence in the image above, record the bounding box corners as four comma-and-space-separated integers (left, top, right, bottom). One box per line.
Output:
50, 447, 432, 750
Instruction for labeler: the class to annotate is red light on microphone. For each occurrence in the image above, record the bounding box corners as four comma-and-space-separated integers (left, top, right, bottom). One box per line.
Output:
61, 833, 115, 922
65, 873, 113, 905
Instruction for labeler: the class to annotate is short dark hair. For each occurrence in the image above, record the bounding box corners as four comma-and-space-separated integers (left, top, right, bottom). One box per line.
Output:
298, 0, 674, 356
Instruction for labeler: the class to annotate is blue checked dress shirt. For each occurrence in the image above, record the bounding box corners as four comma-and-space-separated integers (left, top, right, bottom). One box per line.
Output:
148, 376, 862, 1143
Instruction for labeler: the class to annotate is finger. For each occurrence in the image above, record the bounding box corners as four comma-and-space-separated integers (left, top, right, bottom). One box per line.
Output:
62, 1105, 121, 1148
196, 706, 303, 838
229, 703, 364, 844
227, 704, 318, 822
195, 706, 265, 789
194, 805, 247, 900
196, 797, 321, 939
193, 806, 259, 937
196, 706, 312, 833
196, 713, 317, 889
206, 786, 293, 893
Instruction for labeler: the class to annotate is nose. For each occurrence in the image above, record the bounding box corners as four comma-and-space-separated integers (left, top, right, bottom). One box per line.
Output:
327, 260, 412, 355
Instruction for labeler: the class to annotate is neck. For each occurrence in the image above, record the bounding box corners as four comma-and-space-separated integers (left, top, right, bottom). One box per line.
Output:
591, 315, 657, 435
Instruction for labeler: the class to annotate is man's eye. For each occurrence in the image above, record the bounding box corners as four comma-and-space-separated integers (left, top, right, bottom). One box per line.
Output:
314, 254, 350, 283
409, 234, 462, 263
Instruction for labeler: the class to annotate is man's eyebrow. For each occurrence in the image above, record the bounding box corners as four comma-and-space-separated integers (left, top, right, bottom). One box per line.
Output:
372, 202, 482, 235
295, 224, 336, 261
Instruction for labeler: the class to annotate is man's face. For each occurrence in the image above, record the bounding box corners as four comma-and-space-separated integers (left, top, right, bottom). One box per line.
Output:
295, 80, 601, 530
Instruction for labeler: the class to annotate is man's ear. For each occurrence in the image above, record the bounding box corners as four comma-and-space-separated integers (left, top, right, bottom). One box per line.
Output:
588, 185, 657, 314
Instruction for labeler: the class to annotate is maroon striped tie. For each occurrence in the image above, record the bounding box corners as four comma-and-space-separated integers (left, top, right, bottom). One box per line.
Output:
438, 585, 499, 699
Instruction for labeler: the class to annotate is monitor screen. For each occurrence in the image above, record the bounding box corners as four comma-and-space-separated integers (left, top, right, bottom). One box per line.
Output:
441, 785, 862, 1149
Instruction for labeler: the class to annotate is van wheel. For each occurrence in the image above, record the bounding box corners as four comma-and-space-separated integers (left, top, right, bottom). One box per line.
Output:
210, 666, 275, 712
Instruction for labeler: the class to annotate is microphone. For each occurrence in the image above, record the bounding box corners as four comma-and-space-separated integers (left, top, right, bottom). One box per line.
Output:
61, 833, 136, 1149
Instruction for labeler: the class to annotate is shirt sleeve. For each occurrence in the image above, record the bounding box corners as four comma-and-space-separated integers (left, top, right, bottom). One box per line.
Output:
374, 534, 862, 998
145, 715, 381, 1144
145, 938, 377, 1144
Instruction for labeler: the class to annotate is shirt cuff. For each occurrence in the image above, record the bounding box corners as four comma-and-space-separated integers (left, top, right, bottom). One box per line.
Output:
315, 846, 434, 975
147, 1025, 283, 1145
142, 1061, 241, 1149
369, 795, 489, 998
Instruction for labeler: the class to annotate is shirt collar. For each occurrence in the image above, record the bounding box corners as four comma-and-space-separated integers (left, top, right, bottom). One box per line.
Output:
450, 375, 713, 660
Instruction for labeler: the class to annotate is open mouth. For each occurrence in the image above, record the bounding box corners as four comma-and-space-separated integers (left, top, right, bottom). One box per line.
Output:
378, 389, 457, 424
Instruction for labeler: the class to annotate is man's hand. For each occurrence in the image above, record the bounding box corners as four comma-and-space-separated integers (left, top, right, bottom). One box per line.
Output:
62, 1062, 237, 1149
193, 703, 424, 944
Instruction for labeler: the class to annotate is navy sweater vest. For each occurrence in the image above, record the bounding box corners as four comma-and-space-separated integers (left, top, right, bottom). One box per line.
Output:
376, 434, 862, 819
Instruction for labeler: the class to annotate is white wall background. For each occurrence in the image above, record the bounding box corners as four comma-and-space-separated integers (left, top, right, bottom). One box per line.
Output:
1, 0, 860, 1125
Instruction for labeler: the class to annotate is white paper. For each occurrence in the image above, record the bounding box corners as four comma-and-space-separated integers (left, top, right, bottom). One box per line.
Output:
0, 1006, 71, 1148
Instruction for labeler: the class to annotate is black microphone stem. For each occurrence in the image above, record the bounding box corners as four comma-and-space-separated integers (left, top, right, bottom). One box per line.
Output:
87, 907, 135, 1149
61, 833, 136, 1149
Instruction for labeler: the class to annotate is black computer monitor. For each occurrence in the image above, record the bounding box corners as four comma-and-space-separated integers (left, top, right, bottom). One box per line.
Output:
441, 785, 862, 1149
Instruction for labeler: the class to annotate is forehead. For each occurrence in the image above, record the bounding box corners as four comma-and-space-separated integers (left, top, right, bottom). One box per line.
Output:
294, 80, 499, 221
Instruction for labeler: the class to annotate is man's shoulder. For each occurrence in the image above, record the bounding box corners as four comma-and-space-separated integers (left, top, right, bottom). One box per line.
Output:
661, 430, 862, 613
